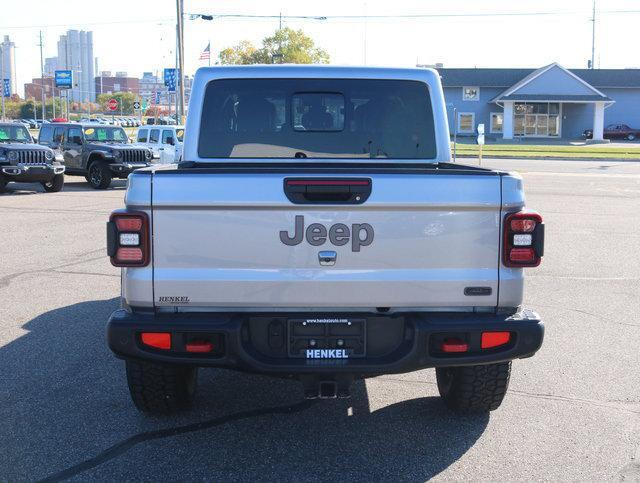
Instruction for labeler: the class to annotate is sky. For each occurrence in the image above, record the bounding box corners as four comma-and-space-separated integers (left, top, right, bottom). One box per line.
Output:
1, 0, 639, 97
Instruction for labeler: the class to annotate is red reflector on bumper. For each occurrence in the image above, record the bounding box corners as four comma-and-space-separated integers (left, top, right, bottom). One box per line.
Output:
441, 338, 468, 353
186, 341, 214, 353
141, 332, 171, 350
116, 247, 143, 262
481, 331, 511, 349
509, 248, 535, 263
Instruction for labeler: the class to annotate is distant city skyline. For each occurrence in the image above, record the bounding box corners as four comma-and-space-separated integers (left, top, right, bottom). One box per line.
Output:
1, 35, 17, 96
2, 0, 640, 99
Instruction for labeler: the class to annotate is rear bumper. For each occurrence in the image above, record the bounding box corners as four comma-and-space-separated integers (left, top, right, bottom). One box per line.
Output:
1, 164, 64, 182
107, 309, 544, 375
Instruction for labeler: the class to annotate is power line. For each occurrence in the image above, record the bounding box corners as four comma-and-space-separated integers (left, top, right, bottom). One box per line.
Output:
189, 9, 640, 22
2, 9, 639, 30
0, 18, 174, 30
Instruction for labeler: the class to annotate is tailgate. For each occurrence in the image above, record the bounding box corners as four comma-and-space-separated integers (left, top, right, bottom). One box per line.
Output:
151, 171, 501, 308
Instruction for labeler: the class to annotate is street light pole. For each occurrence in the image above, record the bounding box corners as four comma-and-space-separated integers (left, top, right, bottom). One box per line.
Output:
0, 44, 5, 121
39, 31, 46, 122
176, 0, 185, 122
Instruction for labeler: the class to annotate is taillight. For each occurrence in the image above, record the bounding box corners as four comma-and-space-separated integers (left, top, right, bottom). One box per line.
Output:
107, 210, 150, 267
503, 211, 544, 267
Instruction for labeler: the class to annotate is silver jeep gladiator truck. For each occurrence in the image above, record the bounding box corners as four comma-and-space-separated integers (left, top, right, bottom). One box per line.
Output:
107, 66, 545, 414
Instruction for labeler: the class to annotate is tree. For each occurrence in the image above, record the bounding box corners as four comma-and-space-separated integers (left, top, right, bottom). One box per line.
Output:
19, 98, 63, 119
218, 27, 330, 65
219, 40, 258, 65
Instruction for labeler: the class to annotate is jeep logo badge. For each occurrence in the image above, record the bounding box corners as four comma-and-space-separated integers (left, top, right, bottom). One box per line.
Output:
280, 215, 374, 252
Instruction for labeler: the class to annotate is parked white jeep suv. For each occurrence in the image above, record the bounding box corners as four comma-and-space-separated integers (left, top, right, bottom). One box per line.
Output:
106, 66, 545, 414
135, 125, 184, 164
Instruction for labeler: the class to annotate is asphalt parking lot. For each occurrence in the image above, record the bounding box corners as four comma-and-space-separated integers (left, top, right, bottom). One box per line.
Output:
1, 159, 639, 481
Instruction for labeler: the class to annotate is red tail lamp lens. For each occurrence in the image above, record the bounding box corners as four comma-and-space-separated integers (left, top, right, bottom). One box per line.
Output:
141, 332, 171, 350
441, 338, 469, 353
109, 211, 150, 267
115, 217, 143, 231
481, 331, 511, 349
186, 341, 214, 353
509, 248, 535, 263
116, 247, 143, 262
510, 219, 536, 233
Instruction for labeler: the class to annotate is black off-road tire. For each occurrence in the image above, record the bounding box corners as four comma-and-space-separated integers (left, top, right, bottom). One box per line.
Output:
42, 174, 64, 192
87, 162, 112, 189
627, 133, 636, 141
125, 360, 198, 414
436, 361, 511, 413
0, 175, 7, 193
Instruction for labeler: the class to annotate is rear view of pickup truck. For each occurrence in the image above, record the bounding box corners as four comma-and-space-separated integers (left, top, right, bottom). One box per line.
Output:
107, 66, 544, 414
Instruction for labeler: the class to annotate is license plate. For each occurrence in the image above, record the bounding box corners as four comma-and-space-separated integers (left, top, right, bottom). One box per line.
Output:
287, 318, 366, 359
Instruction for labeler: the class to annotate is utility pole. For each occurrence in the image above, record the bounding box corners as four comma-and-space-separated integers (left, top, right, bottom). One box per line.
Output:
176, 0, 185, 122
590, 0, 596, 70
38, 31, 46, 122
0, 44, 5, 121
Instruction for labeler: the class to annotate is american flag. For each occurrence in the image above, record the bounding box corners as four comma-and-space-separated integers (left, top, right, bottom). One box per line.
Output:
199, 42, 211, 61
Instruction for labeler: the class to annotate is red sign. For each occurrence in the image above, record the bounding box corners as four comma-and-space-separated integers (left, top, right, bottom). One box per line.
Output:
107, 98, 118, 111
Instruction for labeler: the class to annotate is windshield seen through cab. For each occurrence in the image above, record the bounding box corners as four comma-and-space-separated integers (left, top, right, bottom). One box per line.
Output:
0, 125, 31, 143
83, 127, 128, 143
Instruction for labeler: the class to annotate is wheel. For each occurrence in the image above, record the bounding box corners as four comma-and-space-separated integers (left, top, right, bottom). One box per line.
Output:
436, 361, 511, 413
87, 162, 112, 189
125, 360, 198, 414
627, 133, 636, 141
0, 175, 6, 193
41, 174, 64, 192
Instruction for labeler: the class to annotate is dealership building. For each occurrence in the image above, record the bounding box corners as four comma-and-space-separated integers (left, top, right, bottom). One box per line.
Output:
436, 63, 640, 141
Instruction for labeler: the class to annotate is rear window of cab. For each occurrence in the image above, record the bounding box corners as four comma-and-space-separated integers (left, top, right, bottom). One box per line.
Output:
198, 78, 436, 159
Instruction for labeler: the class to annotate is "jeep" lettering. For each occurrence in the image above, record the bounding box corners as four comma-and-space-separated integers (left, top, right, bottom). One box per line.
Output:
280, 215, 374, 252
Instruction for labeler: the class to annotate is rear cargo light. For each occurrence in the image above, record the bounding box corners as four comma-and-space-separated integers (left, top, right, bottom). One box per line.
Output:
481, 331, 511, 349
503, 211, 544, 267
107, 210, 150, 267
441, 338, 469, 353
141, 332, 171, 350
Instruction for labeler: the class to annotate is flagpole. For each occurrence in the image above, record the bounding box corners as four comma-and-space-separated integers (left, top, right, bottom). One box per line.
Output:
208, 40, 211, 67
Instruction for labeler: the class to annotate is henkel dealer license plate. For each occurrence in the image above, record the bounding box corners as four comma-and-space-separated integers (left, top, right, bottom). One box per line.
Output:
288, 318, 366, 359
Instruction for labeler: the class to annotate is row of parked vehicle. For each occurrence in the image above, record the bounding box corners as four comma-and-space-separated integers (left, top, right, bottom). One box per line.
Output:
79, 117, 141, 127
0, 121, 184, 192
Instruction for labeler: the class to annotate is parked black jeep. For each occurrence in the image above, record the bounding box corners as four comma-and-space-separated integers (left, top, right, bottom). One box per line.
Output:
38, 123, 155, 189
0, 122, 65, 193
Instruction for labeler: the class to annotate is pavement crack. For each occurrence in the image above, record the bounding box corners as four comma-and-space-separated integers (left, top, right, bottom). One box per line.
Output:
38, 399, 316, 482
534, 304, 640, 329
375, 377, 640, 415
51, 270, 118, 278
0, 255, 107, 289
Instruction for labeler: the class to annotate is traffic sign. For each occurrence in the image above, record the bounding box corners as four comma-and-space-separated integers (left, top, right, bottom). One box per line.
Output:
107, 98, 118, 111
164, 68, 178, 92
54, 70, 73, 89
133, 101, 141, 110
2, 79, 10, 98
